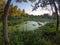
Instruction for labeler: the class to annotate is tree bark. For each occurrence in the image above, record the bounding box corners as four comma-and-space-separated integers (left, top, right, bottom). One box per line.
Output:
52, 1, 59, 44
3, 0, 11, 45
53, 0, 59, 31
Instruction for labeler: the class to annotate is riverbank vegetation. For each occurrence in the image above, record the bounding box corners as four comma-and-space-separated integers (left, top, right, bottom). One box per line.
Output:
0, 22, 60, 45
0, 0, 60, 45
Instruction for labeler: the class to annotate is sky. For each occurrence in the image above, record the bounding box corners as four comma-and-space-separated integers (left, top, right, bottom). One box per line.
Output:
11, 0, 52, 15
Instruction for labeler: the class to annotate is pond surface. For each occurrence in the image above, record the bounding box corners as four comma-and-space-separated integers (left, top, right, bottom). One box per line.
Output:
17, 21, 47, 31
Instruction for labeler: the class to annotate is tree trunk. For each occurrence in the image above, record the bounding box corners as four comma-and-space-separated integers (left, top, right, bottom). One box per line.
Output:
53, 1, 59, 31
52, 1, 59, 44
3, 0, 11, 45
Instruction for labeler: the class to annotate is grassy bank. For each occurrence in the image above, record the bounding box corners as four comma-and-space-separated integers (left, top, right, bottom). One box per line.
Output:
0, 22, 60, 45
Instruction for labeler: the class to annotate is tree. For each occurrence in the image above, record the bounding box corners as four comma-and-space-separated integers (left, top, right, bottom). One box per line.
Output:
3, 0, 12, 45
0, 0, 4, 5
0, 0, 5, 20
8, 4, 21, 17
32, 0, 60, 31
21, 9, 26, 16
3, 0, 36, 45
9, 5, 18, 16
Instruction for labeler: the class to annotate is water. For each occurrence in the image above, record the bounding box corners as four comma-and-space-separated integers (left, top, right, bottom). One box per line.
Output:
17, 21, 47, 31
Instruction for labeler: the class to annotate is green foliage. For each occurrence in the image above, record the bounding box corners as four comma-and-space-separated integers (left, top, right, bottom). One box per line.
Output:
0, 0, 4, 5
9, 4, 21, 16
41, 23, 56, 32
0, 0, 60, 45
0, 0, 5, 20
8, 23, 60, 45
0, 20, 60, 45
0, 1, 27, 18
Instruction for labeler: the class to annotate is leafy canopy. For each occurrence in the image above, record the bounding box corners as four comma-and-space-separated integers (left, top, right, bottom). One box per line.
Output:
32, 0, 60, 13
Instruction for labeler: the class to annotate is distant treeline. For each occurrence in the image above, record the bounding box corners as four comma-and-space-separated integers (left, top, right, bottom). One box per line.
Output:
0, 0, 60, 20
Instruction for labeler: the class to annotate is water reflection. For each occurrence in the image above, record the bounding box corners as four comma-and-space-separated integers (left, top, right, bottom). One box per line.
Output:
17, 21, 47, 31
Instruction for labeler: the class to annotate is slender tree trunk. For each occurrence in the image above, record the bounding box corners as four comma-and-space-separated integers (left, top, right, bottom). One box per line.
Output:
53, 1, 59, 31
52, 1, 59, 44
3, 0, 11, 45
